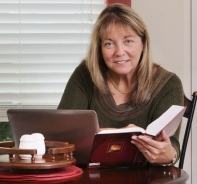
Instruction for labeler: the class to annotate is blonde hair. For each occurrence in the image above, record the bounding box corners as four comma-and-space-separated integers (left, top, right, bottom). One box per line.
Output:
86, 3, 154, 105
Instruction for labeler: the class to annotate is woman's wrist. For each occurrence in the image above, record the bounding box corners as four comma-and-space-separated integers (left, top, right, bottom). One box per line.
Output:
158, 147, 177, 166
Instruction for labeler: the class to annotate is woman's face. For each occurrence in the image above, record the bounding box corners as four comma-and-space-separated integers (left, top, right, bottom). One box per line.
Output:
101, 24, 144, 77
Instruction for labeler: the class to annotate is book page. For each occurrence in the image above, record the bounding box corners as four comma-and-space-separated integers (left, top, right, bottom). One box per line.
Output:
98, 127, 146, 134
146, 105, 186, 136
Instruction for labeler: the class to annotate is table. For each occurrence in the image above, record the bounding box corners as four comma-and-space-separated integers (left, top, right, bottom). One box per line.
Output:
65, 165, 189, 184
0, 165, 188, 184
0, 142, 189, 183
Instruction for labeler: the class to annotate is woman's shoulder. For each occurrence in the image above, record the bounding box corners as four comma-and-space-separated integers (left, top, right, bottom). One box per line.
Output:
151, 64, 183, 98
75, 60, 88, 71
70, 60, 94, 87
71, 60, 90, 77
153, 64, 181, 83
154, 64, 181, 82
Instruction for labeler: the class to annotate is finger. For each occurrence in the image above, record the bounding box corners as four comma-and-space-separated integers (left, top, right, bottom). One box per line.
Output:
126, 124, 138, 128
133, 135, 154, 148
134, 142, 152, 161
132, 135, 160, 157
131, 136, 152, 153
161, 130, 171, 143
131, 136, 160, 162
131, 135, 146, 147
137, 134, 165, 150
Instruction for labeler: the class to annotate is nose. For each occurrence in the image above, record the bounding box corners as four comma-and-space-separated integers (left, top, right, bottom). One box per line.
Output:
115, 43, 125, 56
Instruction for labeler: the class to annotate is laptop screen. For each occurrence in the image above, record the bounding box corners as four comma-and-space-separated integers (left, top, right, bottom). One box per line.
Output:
7, 109, 100, 167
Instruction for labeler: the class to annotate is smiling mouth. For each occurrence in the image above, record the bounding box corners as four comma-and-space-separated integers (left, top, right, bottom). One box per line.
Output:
116, 59, 130, 64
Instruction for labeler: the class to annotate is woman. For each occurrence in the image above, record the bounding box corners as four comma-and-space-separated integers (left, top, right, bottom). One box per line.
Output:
58, 4, 184, 166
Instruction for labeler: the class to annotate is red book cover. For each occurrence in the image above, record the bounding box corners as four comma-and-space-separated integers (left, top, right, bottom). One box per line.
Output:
89, 132, 147, 168
88, 105, 186, 168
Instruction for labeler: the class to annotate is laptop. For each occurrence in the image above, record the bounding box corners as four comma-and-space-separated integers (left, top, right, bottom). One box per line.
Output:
7, 109, 100, 167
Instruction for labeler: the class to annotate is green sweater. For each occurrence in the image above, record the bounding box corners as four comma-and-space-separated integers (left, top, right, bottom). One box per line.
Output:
58, 61, 184, 161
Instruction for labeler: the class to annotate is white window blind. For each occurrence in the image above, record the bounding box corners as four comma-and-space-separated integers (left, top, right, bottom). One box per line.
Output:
0, 0, 106, 122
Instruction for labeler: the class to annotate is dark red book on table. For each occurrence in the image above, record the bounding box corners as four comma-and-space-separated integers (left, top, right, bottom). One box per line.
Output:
88, 105, 186, 168
88, 132, 147, 168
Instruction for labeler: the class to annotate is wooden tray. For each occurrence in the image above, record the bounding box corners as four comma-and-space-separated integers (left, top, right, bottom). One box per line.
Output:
0, 141, 76, 173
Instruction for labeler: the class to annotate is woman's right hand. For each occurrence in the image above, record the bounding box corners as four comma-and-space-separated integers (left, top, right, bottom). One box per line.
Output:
124, 124, 138, 128
99, 128, 118, 132
100, 124, 139, 132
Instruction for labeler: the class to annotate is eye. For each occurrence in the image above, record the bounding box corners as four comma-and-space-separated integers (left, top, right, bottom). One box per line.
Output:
103, 41, 114, 48
125, 38, 134, 44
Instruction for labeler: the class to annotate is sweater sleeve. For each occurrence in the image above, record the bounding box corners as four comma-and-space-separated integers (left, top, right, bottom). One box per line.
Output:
149, 74, 184, 163
58, 62, 94, 110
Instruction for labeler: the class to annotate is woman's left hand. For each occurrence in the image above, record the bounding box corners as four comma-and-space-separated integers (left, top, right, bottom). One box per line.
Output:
131, 130, 176, 164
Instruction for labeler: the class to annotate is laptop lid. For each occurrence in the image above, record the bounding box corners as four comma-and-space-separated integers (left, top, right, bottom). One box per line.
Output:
7, 109, 100, 167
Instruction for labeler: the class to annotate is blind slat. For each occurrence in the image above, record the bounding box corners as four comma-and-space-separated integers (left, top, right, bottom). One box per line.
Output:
0, 93, 62, 104
0, 1, 106, 121
0, 14, 100, 23
0, 54, 83, 64
0, 3, 106, 14
0, 63, 79, 72
0, 23, 92, 33
0, 33, 91, 43
0, 44, 88, 54
0, 73, 71, 81
0, 83, 67, 92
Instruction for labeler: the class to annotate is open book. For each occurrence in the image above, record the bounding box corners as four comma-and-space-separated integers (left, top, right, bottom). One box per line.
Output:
88, 105, 186, 168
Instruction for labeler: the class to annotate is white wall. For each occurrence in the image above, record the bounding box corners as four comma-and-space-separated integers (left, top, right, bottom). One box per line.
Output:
132, 1, 192, 183
192, 0, 197, 184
